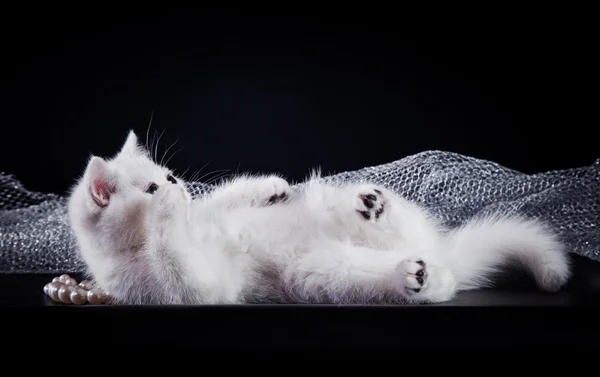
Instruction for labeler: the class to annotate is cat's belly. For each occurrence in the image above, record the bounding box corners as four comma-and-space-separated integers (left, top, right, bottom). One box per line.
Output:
235, 204, 318, 236
216, 203, 332, 257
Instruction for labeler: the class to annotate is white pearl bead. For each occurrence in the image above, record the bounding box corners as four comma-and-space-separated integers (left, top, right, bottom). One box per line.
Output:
70, 288, 87, 305
47, 282, 61, 302
79, 280, 94, 290
58, 285, 75, 304
43, 283, 50, 295
99, 291, 109, 302
52, 277, 60, 283
58, 274, 70, 283
87, 289, 103, 305
63, 277, 77, 286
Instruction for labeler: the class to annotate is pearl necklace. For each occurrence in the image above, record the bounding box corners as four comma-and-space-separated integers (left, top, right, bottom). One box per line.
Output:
43, 274, 115, 305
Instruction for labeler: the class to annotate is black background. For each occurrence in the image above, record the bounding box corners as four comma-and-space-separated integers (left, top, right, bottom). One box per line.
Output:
2, 6, 597, 195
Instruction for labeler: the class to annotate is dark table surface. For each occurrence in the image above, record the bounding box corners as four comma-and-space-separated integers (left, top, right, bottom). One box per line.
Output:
2, 253, 600, 353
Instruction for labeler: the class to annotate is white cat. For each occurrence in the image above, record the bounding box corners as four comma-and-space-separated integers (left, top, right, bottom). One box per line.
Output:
67, 131, 571, 305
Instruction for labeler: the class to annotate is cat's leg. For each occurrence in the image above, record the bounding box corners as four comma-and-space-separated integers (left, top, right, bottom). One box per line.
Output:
141, 183, 195, 304
304, 181, 399, 228
350, 184, 426, 226
303, 180, 395, 227
205, 174, 291, 209
395, 256, 457, 303
286, 240, 457, 304
346, 183, 440, 247
147, 183, 242, 304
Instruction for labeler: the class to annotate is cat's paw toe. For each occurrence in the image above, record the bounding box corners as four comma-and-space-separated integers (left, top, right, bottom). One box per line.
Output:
260, 177, 291, 206
396, 258, 428, 295
353, 186, 385, 221
267, 190, 288, 205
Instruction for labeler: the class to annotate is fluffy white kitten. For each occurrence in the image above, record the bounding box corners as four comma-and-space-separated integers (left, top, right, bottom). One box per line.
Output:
67, 131, 571, 305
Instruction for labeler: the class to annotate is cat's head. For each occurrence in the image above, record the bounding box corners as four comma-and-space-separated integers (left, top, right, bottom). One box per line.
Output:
67, 130, 189, 257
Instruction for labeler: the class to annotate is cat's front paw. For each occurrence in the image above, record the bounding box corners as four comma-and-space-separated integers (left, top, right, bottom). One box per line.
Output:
252, 177, 291, 206
396, 257, 428, 296
353, 185, 385, 221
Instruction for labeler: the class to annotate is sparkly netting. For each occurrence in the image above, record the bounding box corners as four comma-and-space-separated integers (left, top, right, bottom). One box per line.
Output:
1, 150, 599, 273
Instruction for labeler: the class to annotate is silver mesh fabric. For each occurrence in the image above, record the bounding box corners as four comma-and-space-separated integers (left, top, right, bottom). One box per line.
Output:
1, 150, 599, 274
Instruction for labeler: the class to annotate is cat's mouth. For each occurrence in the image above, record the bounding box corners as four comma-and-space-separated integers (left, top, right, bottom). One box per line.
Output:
129, 243, 144, 253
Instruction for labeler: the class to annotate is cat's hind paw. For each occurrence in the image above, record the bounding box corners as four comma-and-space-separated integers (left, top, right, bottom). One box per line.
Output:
353, 186, 385, 221
396, 257, 428, 295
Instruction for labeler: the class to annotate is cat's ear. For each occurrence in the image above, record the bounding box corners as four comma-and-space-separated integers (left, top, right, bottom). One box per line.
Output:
86, 156, 115, 208
117, 130, 142, 158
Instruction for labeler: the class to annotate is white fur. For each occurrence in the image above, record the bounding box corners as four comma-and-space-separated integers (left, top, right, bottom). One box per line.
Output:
67, 131, 572, 305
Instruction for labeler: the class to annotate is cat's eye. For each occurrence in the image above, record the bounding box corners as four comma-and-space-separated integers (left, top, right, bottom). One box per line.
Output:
167, 174, 177, 184
146, 183, 159, 194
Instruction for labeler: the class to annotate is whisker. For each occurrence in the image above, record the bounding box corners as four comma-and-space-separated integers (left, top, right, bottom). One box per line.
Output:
163, 148, 183, 167
193, 161, 210, 177
188, 168, 203, 183
205, 172, 233, 185
160, 137, 179, 166
145, 111, 154, 152
205, 170, 230, 182
150, 130, 157, 161
197, 169, 231, 183
187, 161, 210, 182
179, 166, 191, 179
189, 170, 204, 183
154, 128, 166, 163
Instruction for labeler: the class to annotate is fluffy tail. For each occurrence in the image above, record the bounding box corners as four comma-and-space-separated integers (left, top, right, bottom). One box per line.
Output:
444, 213, 571, 292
